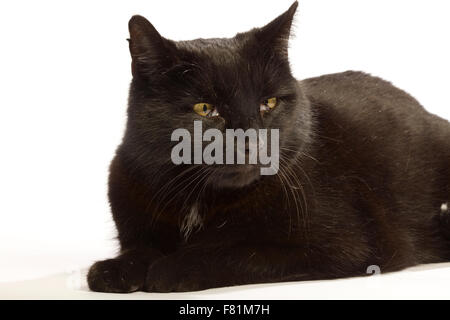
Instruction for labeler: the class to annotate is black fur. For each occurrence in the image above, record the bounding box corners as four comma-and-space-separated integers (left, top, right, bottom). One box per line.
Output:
87, 1, 450, 292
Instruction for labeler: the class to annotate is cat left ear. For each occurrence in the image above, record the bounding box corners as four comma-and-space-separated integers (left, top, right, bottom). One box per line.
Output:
255, 1, 298, 58
128, 15, 175, 77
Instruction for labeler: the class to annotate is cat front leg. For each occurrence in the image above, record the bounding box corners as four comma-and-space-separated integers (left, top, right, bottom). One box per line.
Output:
143, 245, 317, 292
88, 155, 181, 293
87, 247, 163, 293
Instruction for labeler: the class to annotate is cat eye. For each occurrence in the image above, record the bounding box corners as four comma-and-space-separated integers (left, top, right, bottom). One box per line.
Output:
260, 97, 278, 113
193, 103, 219, 117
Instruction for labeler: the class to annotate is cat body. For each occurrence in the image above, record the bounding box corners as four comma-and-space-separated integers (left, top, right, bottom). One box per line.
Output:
87, 2, 450, 292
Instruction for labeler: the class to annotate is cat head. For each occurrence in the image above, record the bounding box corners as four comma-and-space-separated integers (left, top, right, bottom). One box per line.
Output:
123, 1, 312, 189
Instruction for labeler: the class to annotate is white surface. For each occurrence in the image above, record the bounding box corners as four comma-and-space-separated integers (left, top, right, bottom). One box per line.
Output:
2, 263, 450, 299
0, 0, 450, 297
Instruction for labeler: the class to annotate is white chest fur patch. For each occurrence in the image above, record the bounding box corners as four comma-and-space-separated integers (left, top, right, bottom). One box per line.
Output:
180, 203, 203, 240
441, 202, 449, 214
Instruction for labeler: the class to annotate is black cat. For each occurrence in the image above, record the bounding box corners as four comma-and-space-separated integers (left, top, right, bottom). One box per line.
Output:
87, 1, 450, 293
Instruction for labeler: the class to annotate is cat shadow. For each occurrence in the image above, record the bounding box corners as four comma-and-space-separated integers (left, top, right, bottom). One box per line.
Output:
5, 262, 449, 299
77, 261, 450, 298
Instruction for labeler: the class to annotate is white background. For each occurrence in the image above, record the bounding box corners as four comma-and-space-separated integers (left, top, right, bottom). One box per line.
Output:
0, 0, 449, 285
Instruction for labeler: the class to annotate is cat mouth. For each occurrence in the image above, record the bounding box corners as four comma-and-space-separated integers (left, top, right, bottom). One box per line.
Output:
209, 164, 262, 188
221, 164, 259, 174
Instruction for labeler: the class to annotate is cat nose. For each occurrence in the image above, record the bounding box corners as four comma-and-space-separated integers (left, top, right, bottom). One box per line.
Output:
245, 140, 260, 153
229, 115, 261, 131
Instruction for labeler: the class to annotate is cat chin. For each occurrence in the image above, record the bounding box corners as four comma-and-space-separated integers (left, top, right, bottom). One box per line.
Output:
210, 165, 262, 189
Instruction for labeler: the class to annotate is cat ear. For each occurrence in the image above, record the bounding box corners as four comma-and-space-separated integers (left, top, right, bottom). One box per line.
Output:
255, 1, 298, 58
128, 15, 174, 77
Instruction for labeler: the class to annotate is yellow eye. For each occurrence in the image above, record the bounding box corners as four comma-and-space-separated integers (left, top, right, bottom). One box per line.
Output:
260, 97, 278, 113
193, 103, 216, 117
266, 97, 278, 109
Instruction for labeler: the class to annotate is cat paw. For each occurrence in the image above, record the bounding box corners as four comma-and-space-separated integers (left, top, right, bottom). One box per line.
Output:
144, 255, 211, 292
87, 258, 145, 293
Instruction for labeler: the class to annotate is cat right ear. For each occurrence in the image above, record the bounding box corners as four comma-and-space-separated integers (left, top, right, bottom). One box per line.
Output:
254, 1, 298, 59
128, 15, 173, 77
